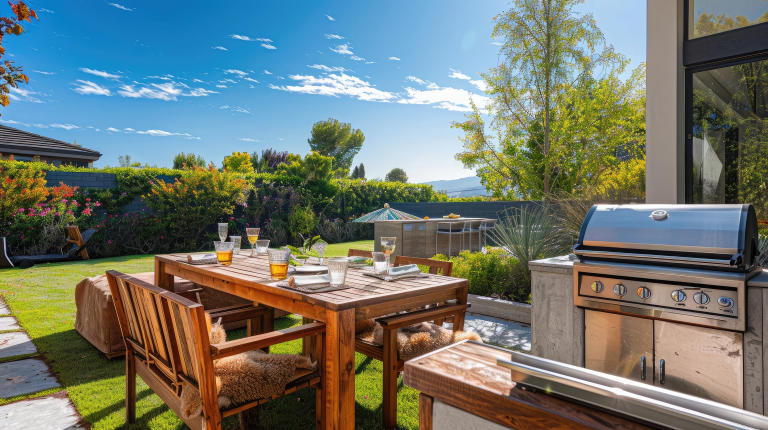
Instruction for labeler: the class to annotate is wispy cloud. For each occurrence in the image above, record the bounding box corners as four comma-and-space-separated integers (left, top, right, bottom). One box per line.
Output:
270, 72, 395, 102
448, 69, 471, 80
388, 56, 400, 61
448, 68, 487, 91
243, 77, 259, 83
230, 34, 273, 44
79, 67, 121, 79
131, 128, 200, 140
73, 80, 111, 96
330, 43, 353, 55
106, 127, 120, 132
32, 70, 55, 75
398, 84, 490, 112
239, 137, 259, 142
325, 34, 343, 39
212, 46, 228, 51
38, 8, 54, 13
260, 43, 277, 50
231, 34, 251, 41
216, 84, 227, 88
405, 76, 428, 85
325, 14, 335, 21
108, 2, 133, 11
224, 69, 248, 77
263, 70, 272, 75
50, 123, 79, 130
117, 82, 215, 101
308, 64, 347, 72
9, 87, 44, 103
220, 105, 250, 114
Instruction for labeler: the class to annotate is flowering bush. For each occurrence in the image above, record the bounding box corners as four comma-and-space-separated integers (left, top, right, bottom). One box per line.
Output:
0, 161, 49, 227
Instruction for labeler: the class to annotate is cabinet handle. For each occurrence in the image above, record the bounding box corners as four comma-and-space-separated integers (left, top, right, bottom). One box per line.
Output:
640, 356, 646, 381
659, 359, 665, 385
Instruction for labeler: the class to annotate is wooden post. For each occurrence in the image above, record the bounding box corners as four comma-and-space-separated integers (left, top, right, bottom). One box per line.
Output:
453, 283, 469, 332
324, 308, 355, 430
154, 259, 174, 291
125, 349, 136, 423
382, 324, 399, 429
419, 393, 433, 430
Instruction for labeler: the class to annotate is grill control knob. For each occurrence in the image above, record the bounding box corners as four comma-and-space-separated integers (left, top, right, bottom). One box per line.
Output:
590, 281, 604, 293
636, 287, 651, 300
717, 297, 734, 308
613, 283, 627, 297
693, 292, 710, 305
671, 289, 686, 302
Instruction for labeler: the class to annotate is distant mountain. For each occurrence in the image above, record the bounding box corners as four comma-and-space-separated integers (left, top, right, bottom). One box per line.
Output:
422, 176, 490, 198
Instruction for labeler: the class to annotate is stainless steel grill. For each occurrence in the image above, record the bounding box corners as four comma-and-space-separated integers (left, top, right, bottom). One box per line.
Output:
572, 204, 762, 410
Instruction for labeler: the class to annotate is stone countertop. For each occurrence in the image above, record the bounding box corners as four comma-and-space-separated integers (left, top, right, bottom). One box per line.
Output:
748, 269, 768, 288
529, 254, 577, 270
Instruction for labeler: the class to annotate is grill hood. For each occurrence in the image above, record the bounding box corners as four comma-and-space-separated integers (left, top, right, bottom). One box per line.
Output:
573, 204, 759, 272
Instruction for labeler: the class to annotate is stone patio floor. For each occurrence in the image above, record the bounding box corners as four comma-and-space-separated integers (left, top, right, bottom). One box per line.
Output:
446, 312, 531, 351
0, 298, 85, 429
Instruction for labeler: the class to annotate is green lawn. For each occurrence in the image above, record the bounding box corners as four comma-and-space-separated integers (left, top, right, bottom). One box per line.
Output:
0, 240, 423, 429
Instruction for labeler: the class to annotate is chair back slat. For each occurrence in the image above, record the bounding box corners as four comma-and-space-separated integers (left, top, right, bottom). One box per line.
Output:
394, 255, 453, 276
168, 301, 203, 382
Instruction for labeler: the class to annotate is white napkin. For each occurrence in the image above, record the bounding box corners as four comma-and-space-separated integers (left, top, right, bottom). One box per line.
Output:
187, 254, 217, 265
289, 274, 330, 287
387, 264, 421, 277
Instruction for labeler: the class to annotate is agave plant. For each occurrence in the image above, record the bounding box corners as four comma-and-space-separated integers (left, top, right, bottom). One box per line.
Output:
488, 204, 570, 284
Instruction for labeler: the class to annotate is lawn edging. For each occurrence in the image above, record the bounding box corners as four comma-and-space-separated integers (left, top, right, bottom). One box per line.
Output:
467, 294, 531, 324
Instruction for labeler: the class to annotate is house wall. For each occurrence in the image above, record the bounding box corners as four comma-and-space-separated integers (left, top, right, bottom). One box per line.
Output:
645, 0, 685, 204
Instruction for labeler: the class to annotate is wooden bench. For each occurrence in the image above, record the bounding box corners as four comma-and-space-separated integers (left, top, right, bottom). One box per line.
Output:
106, 271, 326, 429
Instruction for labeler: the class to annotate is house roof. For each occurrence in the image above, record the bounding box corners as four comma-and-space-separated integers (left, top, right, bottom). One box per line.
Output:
0, 124, 101, 161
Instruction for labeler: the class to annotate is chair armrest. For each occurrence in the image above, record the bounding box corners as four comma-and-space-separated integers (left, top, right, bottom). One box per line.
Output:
375, 304, 469, 330
210, 322, 325, 359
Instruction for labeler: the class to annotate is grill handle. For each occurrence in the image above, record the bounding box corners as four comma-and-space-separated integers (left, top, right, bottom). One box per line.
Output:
640, 356, 646, 381
659, 359, 666, 385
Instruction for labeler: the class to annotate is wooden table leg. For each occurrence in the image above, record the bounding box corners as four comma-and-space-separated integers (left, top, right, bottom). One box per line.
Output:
154, 259, 174, 291
453, 284, 469, 332
323, 308, 355, 430
382, 325, 398, 429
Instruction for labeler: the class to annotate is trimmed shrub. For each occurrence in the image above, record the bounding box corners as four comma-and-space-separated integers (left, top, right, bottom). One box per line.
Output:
433, 249, 530, 303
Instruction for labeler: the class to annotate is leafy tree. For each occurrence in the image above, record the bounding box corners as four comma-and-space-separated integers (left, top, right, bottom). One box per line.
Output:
118, 155, 142, 168
0, 2, 37, 113
278, 151, 339, 213
173, 152, 206, 169
385, 168, 408, 183
222, 151, 254, 174
308, 118, 365, 174
454, 0, 645, 199
251, 148, 289, 173
350, 162, 366, 179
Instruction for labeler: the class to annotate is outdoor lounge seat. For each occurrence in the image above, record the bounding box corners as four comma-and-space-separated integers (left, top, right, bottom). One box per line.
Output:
0, 225, 96, 269
106, 271, 325, 430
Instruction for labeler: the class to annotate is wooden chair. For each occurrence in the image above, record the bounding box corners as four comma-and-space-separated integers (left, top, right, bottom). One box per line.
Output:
347, 248, 373, 258
64, 225, 92, 260
106, 271, 326, 429
354, 256, 465, 430
1, 226, 97, 268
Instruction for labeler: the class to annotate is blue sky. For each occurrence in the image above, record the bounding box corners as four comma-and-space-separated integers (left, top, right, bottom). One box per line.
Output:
3, 0, 646, 182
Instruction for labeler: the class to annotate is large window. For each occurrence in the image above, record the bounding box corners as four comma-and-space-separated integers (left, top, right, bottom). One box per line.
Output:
689, 0, 768, 39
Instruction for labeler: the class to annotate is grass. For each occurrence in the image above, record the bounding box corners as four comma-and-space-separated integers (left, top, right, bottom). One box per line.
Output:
0, 240, 422, 429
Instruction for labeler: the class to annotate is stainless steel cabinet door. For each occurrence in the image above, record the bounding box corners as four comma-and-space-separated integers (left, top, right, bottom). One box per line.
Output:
585, 310, 653, 383
654, 321, 743, 408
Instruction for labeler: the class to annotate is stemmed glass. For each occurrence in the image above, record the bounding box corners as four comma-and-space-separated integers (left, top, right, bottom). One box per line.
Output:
246, 227, 261, 257
312, 241, 328, 264
380, 236, 397, 267
217, 223, 228, 242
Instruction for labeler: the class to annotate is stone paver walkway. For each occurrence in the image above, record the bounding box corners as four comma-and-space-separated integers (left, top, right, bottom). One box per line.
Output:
446, 312, 531, 351
0, 298, 85, 429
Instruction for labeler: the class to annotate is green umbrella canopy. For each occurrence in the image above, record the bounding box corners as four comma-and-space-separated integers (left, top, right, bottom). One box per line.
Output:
352, 203, 421, 223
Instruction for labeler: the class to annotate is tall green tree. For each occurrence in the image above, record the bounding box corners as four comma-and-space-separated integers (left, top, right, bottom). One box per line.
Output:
350, 162, 366, 179
308, 118, 365, 175
385, 168, 408, 183
454, 0, 645, 199
278, 151, 339, 213
250, 148, 289, 173
173, 152, 206, 169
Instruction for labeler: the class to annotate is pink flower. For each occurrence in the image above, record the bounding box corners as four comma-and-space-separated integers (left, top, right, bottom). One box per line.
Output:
82, 208, 93, 216
230, 216, 235, 221
55, 212, 60, 216
107, 239, 113, 244
20, 235, 24, 239
85, 198, 91, 202
94, 202, 101, 207
62, 199, 68, 203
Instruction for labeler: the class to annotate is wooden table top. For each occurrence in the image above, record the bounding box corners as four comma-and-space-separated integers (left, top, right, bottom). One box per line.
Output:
404, 341, 650, 430
155, 253, 467, 312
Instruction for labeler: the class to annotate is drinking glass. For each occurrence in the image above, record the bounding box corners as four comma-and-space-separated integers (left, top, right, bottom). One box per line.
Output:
312, 241, 328, 264
217, 223, 228, 242
246, 227, 261, 257
380, 236, 397, 266
230, 236, 242, 255
214, 241, 234, 266
326, 258, 349, 287
372, 252, 388, 274
255, 239, 270, 255
268, 248, 291, 280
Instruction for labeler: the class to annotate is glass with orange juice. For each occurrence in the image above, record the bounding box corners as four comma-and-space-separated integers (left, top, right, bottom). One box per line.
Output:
214, 241, 235, 266
268, 248, 291, 280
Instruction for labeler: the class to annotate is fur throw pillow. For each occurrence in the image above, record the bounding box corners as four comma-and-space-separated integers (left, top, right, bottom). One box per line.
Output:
180, 316, 316, 419
358, 319, 482, 361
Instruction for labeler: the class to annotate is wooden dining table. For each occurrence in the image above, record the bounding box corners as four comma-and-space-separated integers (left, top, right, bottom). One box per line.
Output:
154, 252, 469, 430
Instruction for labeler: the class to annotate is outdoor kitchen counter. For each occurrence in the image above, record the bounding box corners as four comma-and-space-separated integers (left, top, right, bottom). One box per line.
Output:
403, 340, 650, 429
747, 269, 768, 288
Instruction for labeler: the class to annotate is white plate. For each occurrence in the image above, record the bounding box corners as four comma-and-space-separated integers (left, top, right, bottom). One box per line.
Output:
290, 265, 328, 274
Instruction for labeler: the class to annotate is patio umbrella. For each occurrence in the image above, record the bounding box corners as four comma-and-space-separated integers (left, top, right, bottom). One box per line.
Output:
352, 203, 421, 223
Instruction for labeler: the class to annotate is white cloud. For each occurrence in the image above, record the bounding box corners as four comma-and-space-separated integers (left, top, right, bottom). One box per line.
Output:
405, 76, 427, 85
219, 105, 250, 114
330, 43, 353, 55
263, 70, 272, 75
131, 128, 200, 140
231, 34, 273, 44
73, 80, 111, 96
224, 69, 248, 77
398, 84, 490, 112
308, 64, 347, 72
106, 127, 120, 132
219, 78, 237, 84
243, 77, 259, 83
270, 72, 395, 102
0, 119, 27, 126
325, 34, 343, 39
231, 34, 252, 41
79, 67, 121, 79
32, 70, 55, 75
9, 87, 44, 103
215, 84, 227, 88
50, 123, 79, 130
212, 46, 228, 51
108, 2, 133, 11
325, 14, 335, 21
192, 78, 205, 83
260, 43, 277, 50
448, 69, 471, 80
388, 56, 400, 61
239, 137, 259, 142
38, 8, 54, 13
187, 88, 217, 96
470, 79, 487, 92
350, 55, 366, 61
255, 38, 273, 42
117, 81, 214, 100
